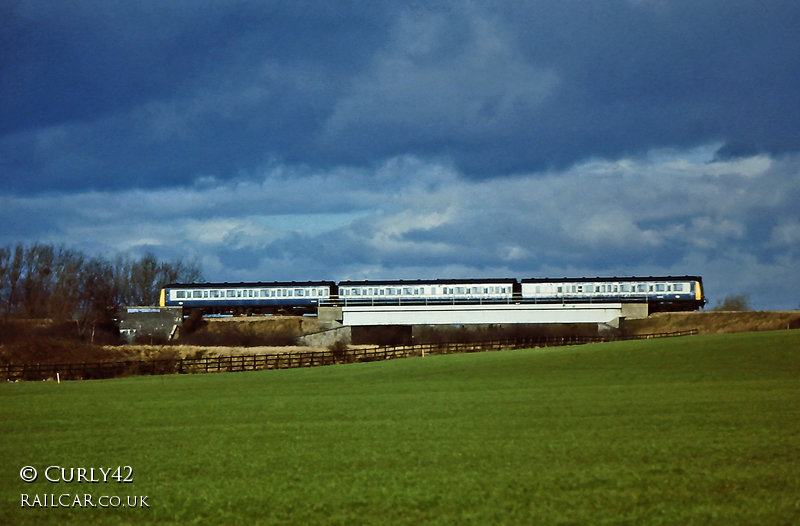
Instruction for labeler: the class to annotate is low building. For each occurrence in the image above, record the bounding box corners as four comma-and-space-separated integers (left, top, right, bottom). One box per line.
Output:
118, 306, 183, 343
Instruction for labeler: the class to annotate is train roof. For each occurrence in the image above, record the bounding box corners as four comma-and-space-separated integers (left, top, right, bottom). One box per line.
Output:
338, 278, 517, 286
163, 281, 336, 289
521, 276, 703, 283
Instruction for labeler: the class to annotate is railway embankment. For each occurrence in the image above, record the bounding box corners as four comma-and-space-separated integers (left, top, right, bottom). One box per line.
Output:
203, 310, 800, 339
621, 310, 800, 335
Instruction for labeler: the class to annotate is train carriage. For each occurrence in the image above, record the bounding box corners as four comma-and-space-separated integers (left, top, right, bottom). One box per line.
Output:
160, 281, 336, 316
336, 278, 518, 305
520, 276, 705, 312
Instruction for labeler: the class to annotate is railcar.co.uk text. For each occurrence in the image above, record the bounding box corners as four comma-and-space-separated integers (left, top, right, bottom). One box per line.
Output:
19, 466, 148, 509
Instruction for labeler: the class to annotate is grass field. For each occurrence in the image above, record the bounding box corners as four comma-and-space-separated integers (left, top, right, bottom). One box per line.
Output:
1, 331, 799, 525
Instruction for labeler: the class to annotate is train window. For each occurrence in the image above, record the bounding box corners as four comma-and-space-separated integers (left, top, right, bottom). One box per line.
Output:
656, 284, 665, 292
176, 291, 185, 299
193, 291, 202, 298
557, 286, 562, 293
636, 284, 645, 292
648, 285, 654, 292
674, 283, 683, 292
620, 284, 629, 292
203, 291, 208, 298
577, 285, 583, 292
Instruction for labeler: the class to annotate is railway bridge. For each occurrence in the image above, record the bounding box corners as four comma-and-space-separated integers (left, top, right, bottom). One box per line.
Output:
300, 302, 648, 347
318, 302, 648, 330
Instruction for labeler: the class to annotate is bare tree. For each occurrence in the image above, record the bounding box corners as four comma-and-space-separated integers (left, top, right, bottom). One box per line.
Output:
115, 252, 203, 306
49, 249, 86, 321
0, 243, 204, 320
711, 294, 752, 311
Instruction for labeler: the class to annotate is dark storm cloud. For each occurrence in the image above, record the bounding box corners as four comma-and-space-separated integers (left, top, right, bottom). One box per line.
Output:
2, 0, 799, 193
2, 150, 799, 308
2, 1, 799, 310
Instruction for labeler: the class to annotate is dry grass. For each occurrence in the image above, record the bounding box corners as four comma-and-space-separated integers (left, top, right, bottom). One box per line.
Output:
115, 343, 324, 359
622, 310, 800, 335
205, 315, 321, 335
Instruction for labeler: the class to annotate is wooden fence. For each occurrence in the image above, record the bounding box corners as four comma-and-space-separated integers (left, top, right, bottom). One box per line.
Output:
1, 329, 698, 382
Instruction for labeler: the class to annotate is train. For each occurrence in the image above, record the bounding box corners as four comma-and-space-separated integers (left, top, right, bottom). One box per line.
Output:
160, 275, 705, 316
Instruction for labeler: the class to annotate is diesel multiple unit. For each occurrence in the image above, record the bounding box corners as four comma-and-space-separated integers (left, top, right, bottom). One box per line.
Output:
161, 276, 705, 315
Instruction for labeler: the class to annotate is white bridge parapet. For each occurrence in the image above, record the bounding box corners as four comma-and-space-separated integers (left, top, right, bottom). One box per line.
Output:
341, 303, 644, 327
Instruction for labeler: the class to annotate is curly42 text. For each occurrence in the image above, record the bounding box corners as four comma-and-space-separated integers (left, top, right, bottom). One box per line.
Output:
19, 466, 134, 483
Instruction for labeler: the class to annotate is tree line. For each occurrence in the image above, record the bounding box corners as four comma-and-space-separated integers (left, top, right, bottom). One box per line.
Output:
0, 243, 202, 325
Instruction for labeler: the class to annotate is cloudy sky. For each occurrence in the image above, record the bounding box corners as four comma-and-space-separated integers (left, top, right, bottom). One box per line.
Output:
2, 0, 799, 309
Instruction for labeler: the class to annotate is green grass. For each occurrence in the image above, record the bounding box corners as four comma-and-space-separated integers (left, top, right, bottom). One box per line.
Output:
1, 331, 799, 525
